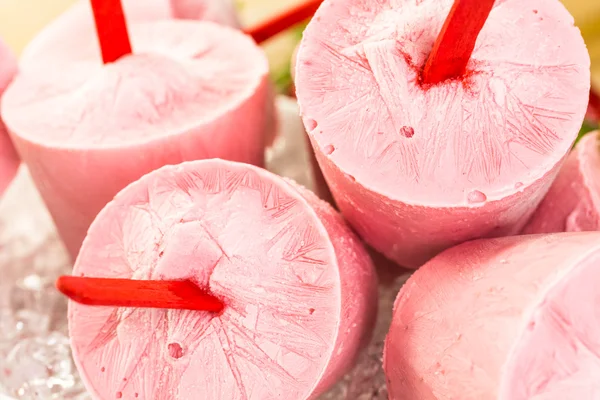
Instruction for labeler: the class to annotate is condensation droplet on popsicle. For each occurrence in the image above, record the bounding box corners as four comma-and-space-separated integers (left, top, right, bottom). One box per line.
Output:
324, 145, 335, 155
467, 190, 487, 204
305, 118, 318, 131
168, 342, 184, 359
399, 126, 415, 138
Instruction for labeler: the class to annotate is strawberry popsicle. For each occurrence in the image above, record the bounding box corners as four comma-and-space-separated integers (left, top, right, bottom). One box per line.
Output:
0, 39, 19, 196
384, 232, 600, 400
66, 159, 378, 400
2, 19, 274, 259
20, 0, 239, 65
295, 0, 591, 268
523, 130, 600, 233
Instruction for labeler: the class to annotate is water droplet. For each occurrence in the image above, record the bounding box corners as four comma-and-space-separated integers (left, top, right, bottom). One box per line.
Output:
467, 190, 487, 203
324, 145, 335, 155
514, 182, 523, 189
116, 392, 123, 398
168, 343, 184, 359
309, 308, 315, 315
346, 174, 356, 182
399, 126, 415, 138
305, 118, 318, 131
101, 367, 105, 372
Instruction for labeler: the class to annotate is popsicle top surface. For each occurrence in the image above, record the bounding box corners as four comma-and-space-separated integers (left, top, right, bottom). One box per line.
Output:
69, 160, 376, 399
19, 0, 239, 65
295, 0, 590, 206
2, 20, 267, 148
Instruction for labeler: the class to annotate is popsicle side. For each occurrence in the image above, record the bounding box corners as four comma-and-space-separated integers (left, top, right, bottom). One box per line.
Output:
287, 179, 378, 396
522, 130, 600, 233
0, 39, 19, 196
384, 232, 600, 400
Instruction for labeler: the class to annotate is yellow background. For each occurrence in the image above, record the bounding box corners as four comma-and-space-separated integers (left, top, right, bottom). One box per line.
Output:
0, 0, 598, 88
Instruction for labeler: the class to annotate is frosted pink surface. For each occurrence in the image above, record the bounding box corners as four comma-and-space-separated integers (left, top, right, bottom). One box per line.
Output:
384, 233, 600, 400
523, 130, 600, 233
295, 0, 591, 268
2, 20, 274, 259
19, 0, 239, 66
0, 39, 19, 196
69, 160, 378, 400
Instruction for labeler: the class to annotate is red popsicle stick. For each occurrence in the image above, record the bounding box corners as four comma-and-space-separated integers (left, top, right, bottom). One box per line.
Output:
589, 88, 600, 121
422, 0, 496, 85
245, 0, 323, 44
90, 0, 132, 63
56, 276, 224, 312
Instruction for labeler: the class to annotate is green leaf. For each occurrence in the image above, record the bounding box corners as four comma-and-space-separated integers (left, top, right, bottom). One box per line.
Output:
575, 119, 599, 145
291, 21, 309, 40
270, 62, 293, 94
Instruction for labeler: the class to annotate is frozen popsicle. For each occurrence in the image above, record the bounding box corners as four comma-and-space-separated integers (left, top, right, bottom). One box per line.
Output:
295, 0, 591, 268
522, 130, 600, 233
384, 232, 600, 400
60, 159, 378, 400
20, 0, 239, 66
1, 0, 274, 259
0, 39, 19, 196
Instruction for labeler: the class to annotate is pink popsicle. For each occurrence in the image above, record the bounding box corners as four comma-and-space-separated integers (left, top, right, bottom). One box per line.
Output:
0, 39, 19, 196
294, 0, 591, 268
1, 20, 274, 259
523, 130, 600, 233
68, 159, 378, 400
20, 0, 239, 66
384, 232, 600, 400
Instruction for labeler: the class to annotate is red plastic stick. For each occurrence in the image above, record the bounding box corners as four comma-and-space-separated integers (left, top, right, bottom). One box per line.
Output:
90, 0, 132, 63
245, 0, 323, 44
588, 88, 600, 121
56, 276, 224, 312
422, 0, 495, 84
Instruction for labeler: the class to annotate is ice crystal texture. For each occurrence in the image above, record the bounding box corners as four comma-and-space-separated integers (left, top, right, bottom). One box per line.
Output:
0, 97, 409, 399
